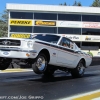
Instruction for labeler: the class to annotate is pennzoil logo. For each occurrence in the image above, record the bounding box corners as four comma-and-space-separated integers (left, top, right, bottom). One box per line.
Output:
10, 34, 31, 38
35, 21, 56, 26
10, 19, 32, 26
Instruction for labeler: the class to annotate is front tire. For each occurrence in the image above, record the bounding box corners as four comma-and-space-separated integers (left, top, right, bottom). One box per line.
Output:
0, 58, 12, 70
71, 60, 85, 78
32, 53, 48, 74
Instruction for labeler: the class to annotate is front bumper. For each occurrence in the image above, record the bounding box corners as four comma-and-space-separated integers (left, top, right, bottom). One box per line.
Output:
0, 47, 37, 59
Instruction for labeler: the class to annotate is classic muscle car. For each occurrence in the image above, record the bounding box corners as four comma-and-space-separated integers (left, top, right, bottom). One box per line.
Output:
0, 34, 92, 78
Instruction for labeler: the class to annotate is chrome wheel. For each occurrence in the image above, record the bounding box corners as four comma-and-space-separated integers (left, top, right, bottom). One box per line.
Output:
77, 62, 85, 75
32, 53, 48, 74
36, 56, 46, 71
71, 60, 85, 78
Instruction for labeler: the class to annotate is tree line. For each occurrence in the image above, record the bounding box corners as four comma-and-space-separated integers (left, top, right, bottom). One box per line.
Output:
60, 0, 100, 6
0, 0, 100, 37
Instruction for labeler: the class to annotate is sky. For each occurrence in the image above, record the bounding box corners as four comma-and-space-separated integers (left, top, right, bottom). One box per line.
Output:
0, 0, 94, 13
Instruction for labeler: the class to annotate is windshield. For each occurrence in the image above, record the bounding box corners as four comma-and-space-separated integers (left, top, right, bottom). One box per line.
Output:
31, 34, 60, 44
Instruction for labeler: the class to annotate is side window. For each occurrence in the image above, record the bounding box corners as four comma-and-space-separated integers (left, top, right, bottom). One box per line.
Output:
70, 42, 74, 49
59, 37, 73, 49
74, 43, 80, 51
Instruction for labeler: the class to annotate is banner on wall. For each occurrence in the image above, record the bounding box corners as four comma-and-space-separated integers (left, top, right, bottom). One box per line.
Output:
82, 35, 100, 42
35, 20, 56, 26
65, 35, 100, 42
65, 35, 81, 41
10, 33, 31, 38
57, 21, 82, 28
10, 19, 33, 26
82, 22, 100, 28
57, 21, 100, 29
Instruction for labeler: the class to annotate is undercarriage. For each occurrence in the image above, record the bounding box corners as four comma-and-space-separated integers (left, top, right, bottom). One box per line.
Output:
0, 58, 34, 69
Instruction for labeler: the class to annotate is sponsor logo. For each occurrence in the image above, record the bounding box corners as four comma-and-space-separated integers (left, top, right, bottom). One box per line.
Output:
2, 41, 11, 45
85, 36, 91, 40
85, 36, 100, 41
83, 22, 100, 28
92, 37, 100, 40
66, 36, 80, 40
10, 34, 31, 38
58, 21, 82, 27
35, 21, 56, 26
3, 51, 9, 55
60, 22, 80, 27
10, 19, 32, 26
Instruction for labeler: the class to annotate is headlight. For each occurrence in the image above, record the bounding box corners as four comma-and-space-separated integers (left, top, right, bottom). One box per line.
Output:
27, 41, 33, 48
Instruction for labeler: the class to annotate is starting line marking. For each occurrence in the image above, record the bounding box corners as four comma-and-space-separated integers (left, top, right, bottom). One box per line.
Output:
59, 89, 100, 100
0, 68, 33, 73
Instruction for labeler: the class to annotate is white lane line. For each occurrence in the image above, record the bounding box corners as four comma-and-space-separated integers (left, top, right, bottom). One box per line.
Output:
58, 89, 100, 100
92, 97, 100, 100
0, 69, 33, 73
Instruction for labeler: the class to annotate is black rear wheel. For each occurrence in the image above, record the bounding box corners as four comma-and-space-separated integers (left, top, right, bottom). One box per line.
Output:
71, 60, 85, 78
0, 58, 12, 70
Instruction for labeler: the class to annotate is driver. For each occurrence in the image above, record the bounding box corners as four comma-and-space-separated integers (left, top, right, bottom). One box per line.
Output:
62, 43, 68, 47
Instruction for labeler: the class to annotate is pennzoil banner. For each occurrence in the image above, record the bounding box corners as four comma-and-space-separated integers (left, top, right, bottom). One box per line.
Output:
35, 20, 56, 26
10, 34, 31, 38
10, 19, 33, 26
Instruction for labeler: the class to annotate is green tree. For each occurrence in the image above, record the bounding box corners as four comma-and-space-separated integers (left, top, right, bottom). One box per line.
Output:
77, 2, 82, 6
60, 1, 82, 6
91, 0, 100, 7
64, 2, 67, 6
73, 0, 82, 6
59, 3, 63, 5
73, 0, 78, 6
0, 10, 8, 37
59, 2, 67, 6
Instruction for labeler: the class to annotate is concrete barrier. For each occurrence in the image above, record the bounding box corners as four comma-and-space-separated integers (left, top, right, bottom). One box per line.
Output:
90, 57, 100, 66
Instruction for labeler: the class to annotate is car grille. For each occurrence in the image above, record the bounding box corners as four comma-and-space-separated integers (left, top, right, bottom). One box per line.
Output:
0, 39, 21, 46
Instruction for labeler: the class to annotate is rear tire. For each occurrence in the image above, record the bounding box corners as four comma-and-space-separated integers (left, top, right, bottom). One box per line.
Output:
32, 53, 48, 74
0, 58, 12, 70
71, 60, 85, 78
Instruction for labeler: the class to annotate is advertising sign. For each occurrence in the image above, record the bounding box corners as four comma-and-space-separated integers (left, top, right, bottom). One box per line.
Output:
57, 21, 82, 28
65, 35, 81, 41
10, 33, 31, 38
10, 19, 33, 26
35, 20, 56, 26
57, 21, 100, 29
82, 35, 100, 42
82, 22, 100, 28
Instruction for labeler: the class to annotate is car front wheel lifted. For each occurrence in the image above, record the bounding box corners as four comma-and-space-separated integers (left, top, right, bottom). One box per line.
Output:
32, 53, 48, 74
